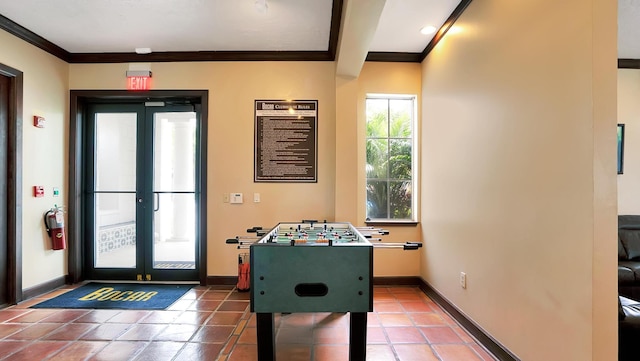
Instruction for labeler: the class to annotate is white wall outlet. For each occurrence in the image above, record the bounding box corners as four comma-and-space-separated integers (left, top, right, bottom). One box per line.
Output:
254, 193, 260, 203
460, 272, 467, 289
230, 193, 243, 204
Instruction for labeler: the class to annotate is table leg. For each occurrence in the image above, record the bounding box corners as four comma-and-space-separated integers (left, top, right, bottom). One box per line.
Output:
256, 313, 275, 361
349, 312, 367, 361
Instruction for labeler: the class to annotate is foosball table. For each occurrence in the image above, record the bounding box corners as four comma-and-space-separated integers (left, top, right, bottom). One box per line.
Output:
226, 220, 421, 361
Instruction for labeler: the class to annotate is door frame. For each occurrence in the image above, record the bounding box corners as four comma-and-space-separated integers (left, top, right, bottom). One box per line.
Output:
69, 90, 208, 285
0, 63, 23, 305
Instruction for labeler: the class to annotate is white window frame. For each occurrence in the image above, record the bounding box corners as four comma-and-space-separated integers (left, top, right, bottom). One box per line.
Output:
365, 93, 418, 223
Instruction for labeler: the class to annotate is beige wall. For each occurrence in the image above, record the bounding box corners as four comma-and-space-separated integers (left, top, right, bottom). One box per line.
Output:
618, 69, 640, 214
335, 62, 422, 276
70, 61, 421, 277
71, 62, 337, 276
420, 0, 617, 360
0, 30, 69, 289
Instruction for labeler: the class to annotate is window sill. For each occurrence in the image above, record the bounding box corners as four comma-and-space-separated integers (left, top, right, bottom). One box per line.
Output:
365, 220, 418, 227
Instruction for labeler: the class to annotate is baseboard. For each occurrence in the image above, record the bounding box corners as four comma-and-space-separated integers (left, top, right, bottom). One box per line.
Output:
22, 276, 67, 300
207, 276, 237, 285
373, 276, 421, 285
207, 276, 422, 286
418, 278, 520, 361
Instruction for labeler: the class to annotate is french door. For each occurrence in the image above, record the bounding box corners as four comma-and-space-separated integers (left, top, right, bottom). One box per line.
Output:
84, 102, 201, 282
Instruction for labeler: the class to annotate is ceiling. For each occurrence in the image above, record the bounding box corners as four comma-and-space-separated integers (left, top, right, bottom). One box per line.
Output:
0, 0, 636, 66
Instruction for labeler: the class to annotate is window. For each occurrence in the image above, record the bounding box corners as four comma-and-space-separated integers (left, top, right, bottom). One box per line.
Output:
365, 95, 417, 222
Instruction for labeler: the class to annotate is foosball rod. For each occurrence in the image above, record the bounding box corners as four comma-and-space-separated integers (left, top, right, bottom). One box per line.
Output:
373, 242, 423, 250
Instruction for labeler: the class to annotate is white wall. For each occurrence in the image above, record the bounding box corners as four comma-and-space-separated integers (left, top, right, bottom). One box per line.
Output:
0, 30, 69, 289
420, 0, 617, 360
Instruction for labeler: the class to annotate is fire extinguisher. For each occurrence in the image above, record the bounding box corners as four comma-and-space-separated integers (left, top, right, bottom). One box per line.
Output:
44, 205, 66, 250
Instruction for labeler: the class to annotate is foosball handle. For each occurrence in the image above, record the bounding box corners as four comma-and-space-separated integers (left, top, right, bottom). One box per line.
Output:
403, 242, 422, 250
247, 226, 263, 233
226, 238, 239, 244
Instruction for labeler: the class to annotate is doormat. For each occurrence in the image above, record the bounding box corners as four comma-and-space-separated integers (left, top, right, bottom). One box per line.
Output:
31, 283, 193, 310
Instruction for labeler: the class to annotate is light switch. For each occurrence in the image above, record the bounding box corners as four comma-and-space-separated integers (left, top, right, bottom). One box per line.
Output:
230, 193, 243, 204
254, 193, 260, 203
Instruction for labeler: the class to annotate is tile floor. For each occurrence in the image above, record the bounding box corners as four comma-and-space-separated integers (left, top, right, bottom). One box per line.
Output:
0, 285, 497, 361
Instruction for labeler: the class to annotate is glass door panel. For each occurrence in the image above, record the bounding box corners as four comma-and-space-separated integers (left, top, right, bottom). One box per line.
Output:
93, 112, 138, 270
152, 112, 197, 271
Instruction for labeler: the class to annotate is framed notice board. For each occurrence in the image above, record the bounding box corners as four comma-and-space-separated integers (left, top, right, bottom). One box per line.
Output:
254, 100, 318, 182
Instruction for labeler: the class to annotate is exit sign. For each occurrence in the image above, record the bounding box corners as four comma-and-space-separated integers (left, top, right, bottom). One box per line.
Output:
127, 76, 152, 91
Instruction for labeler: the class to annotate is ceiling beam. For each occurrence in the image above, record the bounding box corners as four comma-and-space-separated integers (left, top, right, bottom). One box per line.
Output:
335, 0, 386, 78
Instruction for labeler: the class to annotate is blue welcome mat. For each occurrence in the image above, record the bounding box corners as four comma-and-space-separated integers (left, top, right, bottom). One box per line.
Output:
31, 283, 193, 310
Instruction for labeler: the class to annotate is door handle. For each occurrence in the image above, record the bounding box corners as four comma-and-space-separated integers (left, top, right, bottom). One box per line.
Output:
137, 198, 143, 203
154, 193, 160, 212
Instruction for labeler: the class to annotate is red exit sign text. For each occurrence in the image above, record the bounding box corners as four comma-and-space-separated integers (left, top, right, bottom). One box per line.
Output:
127, 76, 152, 91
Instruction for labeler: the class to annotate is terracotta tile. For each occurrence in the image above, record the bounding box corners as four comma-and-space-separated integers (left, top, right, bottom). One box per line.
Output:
276, 327, 313, 344
88, 340, 147, 361
451, 325, 475, 343
314, 312, 349, 327
233, 319, 247, 336
42, 310, 91, 323
117, 323, 167, 340
200, 291, 229, 300
280, 313, 314, 328
409, 313, 446, 326
6, 323, 63, 340
172, 311, 212, 325
180, 289, 204, 300
366, 312, 381, 327
80, 323, 131, 341
374, 301, 405, 313
133, 341, 184, 361
74, 310, 121, 323
373, 293, 397, 302
217, 301, 249, 312
207, 312, 243, 326
154, 324, 199, 342
394, 344, 440, 361
226, 344, 257, 361
174, 342, 225, 361
373, 287, 391, 295
9, 309, 58, 323
187, 299, 222, 311
13, 298, 52, 308
106, 310, 151, 324
313, 326, 349, 344
275, 344, 311, 361
237, 326, 257, 344
3, 340, 70, 361
386, 327, 426, 343
0, 323, 27, 338
166, 299, 194, 311
470, 344, 498, 361
223, 334, 240, 354
401, 302, 434, 313
394, 293, 425, 302
432, 344, 483, 361
0, 309, 31, 323
366, 327, 387, 344
366, 344, 396, 361
42, 323, 97, 341
226, 291, 251, 300
420, 326, 464, 344
0, 340, 30, 358
139, 310, 181, 324
191, 325, 234, 343
48, 341, 108, 361
314, 344, 349, 360
378, 313, 413, 327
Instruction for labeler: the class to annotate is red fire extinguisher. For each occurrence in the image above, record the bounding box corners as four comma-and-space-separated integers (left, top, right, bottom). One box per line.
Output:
44, 205, 66, 250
